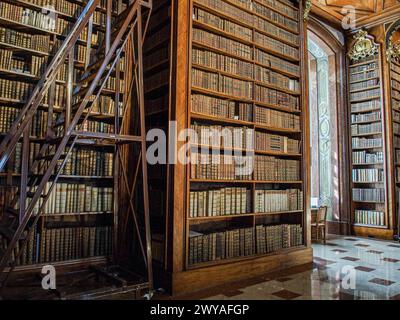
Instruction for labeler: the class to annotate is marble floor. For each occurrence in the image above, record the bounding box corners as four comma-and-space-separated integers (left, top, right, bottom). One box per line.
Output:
177, 235, 400, 300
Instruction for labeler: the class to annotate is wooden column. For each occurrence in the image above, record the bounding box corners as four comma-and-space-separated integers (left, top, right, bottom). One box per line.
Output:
369, 25, 395, 232
170, 0, 190, 276
379, 26, 397, 232
301, 2, 311, 247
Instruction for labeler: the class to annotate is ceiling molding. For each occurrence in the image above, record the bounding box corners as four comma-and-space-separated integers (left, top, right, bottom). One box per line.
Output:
311, 2, 343, 27
311, 0, 400, 31
348, 5, 400, 33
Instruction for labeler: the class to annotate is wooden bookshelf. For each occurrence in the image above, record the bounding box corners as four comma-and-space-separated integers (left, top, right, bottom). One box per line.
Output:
388, 26, 400, 239
144, 0, 311, 295
188, 0, 305, 271
0, 0, 124, 270
347, 31, 389, 233
142, 0, 172, 269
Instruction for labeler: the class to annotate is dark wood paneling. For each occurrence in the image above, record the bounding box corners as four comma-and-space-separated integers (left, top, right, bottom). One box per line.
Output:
171, 247, 313, 296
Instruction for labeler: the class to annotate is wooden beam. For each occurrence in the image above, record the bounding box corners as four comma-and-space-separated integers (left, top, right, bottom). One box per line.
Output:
354, 4, 400, 30
311, 3, 343, 29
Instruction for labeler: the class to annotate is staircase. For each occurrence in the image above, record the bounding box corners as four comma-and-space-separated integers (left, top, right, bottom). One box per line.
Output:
0, 0, 153, 296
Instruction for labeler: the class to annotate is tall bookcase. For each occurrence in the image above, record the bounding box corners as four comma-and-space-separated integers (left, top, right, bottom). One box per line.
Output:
347, 31, 390, 237
390, 57, 400, 235
387, 22, 400, 238
144, 0, 312, 295
346, 27, 400, 240
0, 0, 127, 270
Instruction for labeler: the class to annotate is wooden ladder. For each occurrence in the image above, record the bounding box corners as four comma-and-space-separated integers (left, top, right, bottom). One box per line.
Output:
0, 0, 153, 296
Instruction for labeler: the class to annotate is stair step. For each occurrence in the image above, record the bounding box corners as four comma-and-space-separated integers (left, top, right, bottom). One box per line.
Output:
73, 84, 102, 98
36, 153, 67, 161
0, 226, 27, 241
85, 48, 119, 74
79, 69, 101, 83
72, 97, 98, 111
85, 39, 119, 71
5, 207, 18, 217
26, 191, 47, 198
43, 137, 62, 145
78, 67, 118, 90
43, 137, 79, 146
54, 115, 87, 128
54, 115, 65, 127
0, 227, 15, 240
102, 18, 128, 50
18, 191, 46, 198
114, 8, 129, 28
86, 58, 105, 74
76, 38, 123, 93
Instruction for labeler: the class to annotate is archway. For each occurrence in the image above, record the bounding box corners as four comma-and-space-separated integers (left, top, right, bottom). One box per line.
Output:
307, 18, 350, 235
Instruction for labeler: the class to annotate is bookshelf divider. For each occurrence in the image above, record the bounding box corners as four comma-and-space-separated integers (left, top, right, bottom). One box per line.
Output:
348, 30, 391, 237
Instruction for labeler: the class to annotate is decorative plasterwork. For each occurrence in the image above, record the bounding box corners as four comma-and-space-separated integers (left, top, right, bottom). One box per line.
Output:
308, 38, 328, 59
386, 24, 400, 62
308, 37, 332, 219
304, 0, 312, 20
348, 30, 379, 62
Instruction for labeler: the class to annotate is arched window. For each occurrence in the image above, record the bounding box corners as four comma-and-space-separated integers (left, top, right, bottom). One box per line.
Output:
307, 20, 349, 234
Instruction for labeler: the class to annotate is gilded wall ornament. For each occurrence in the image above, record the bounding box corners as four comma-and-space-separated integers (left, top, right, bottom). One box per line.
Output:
348, 30, 379, 62
386, 25, 400, 62
303, 0, 312, 21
